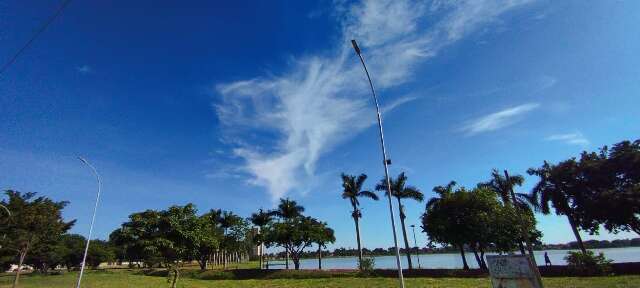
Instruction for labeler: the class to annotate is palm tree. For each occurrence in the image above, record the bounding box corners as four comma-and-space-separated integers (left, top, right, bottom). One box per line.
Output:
341, 173, 379, 269
218, 210, 243, 268
478, 169, 535, 256
427, 181, 456, 209
376, 172, 423, 269
271, 198, 304, 220
527, 160, 588, 253
250, 209, 273, 269
269, 198, 304, 269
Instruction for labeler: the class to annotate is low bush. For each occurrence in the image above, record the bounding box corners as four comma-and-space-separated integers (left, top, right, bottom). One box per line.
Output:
564, 251, 613, 276
358, 257, 376, 276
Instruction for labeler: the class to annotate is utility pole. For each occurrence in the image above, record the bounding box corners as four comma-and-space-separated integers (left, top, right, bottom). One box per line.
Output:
76, 157, 102, 288
351, 39, 405, 288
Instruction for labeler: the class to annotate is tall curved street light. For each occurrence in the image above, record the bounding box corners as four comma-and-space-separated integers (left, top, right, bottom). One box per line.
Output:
351, 39, 405, 288
76, 156, 102, 288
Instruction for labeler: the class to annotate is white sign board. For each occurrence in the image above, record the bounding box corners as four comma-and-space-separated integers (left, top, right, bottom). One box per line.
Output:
486, 255, 543, 288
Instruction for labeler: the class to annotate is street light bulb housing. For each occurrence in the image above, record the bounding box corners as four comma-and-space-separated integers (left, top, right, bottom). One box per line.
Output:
351, 40, 361, 55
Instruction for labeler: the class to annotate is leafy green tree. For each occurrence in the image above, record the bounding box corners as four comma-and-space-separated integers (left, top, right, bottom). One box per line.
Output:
376, 172, 423, 269
86, 240, 115, 268
24, 237, 66, 273
61, 234, 86, 270
109, 226, 146, 267
119, 209, 164, 267
341, 173, 378, 269
311, 221, 335, 269
0, 190, 75, 287
156, 204, 201, 288
422, 183, 472, 270
249, 208, 273, 269
193, 212, 222, 270
262, 216, 328, 270
422, 184, 533, 270
580, 140, 640, 236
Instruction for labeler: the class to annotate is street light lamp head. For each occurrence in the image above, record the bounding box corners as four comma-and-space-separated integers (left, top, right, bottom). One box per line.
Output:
351, 40, 361, 55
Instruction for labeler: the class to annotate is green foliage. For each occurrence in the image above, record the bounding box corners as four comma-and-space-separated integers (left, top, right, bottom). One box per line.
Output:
0, 190, 75, 284
87, 240, 116, 268
358, 257, 375, 274
262, 199, 333, 270
422, 183, 539, 268
564, 251, 613, 275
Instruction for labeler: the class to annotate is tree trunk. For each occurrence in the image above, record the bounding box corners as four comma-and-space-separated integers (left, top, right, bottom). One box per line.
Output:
397, 199, 413, 269
470, 245, 484, 270
285, 248, 289, 269
526, 239, 537, 266
458, 245, 469, 270
518, 240, 526, 255
293, 257, 300, 270
198, 255, 207, 270
317, 245, 322, 270
567, 214, 587, 253
170, 266, 179, 288
479, 247, 487, 269
353, 213, 363, 270
13, 249, 27, 288
259, 243, 263, 269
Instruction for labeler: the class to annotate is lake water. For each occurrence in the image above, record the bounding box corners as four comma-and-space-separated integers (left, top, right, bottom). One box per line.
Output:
270, 247, 640, 270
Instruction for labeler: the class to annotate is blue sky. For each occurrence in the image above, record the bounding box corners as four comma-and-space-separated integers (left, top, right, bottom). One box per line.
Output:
1, 0, 639, 250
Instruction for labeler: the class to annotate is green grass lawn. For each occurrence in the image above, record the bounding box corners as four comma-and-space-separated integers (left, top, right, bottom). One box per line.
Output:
1, 270, 639, 288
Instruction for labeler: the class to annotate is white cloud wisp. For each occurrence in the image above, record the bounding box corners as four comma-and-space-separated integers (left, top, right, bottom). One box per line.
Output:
546, 132, 590, 146
461, 103, 540, 135
215, 0, 536, 201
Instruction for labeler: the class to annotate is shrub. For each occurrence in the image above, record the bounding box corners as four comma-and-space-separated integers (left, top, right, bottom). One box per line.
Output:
358, 257, 375, 276
564, 251, 613, 275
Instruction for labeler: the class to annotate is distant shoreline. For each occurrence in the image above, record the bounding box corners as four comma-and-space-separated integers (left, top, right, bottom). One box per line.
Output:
282, 240, 640, 260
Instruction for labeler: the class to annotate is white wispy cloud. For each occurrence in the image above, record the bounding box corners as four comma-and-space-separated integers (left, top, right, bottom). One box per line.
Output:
76, 65, 92, 74
546, 132, 589, 146
461, 103, 540, 135
214, 0, 536, 201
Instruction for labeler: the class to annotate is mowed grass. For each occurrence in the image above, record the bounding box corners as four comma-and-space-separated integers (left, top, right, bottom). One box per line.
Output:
1, 270, 639, 288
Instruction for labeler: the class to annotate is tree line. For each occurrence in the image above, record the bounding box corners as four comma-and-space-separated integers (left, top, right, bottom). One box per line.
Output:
0, 191, 333, 288
340, 138, 640, 270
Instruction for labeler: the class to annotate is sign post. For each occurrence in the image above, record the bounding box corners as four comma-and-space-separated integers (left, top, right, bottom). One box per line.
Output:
486, 255, 543, 288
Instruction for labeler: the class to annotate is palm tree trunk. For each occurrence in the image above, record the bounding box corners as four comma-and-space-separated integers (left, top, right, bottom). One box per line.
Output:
458, 245, 469, 270
526, 239, 537, 266
353, 214, 363, 270
317, 245, 322, 270
397, 199, 413, 269
567, 214, 587, 253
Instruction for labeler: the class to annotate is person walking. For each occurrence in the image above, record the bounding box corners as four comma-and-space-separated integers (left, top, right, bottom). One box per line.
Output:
544, 252, 552, 266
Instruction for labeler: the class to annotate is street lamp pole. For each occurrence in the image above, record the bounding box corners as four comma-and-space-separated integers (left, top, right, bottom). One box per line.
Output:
76, 157, 102, 288
410, 225, 421, 269
351, 39, 405, 288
